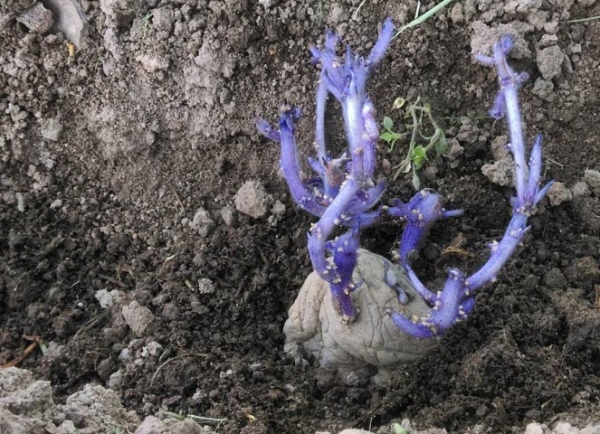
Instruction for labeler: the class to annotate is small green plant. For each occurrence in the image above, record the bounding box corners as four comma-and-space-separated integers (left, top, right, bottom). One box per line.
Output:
379, 96, 448, 190
392, 423, 408, 434
380, 113, 408, 151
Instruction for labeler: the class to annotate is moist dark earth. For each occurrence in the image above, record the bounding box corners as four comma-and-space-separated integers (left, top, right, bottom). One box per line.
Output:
1, 0, 600, 433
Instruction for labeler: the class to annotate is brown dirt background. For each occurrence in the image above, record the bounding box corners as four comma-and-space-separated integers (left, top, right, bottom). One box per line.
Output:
1, 0, 600, 432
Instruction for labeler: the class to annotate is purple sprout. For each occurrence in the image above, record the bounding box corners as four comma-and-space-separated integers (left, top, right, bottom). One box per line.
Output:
257, 19, 396, 322
257, 24, 552, 337
387, 35, 553, 338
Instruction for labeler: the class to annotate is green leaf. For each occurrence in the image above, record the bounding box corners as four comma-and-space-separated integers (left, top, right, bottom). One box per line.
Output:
434, 134, 448, 155
380, 131, 396, 142
392, 424, 408, 434
383, 116, 394, 131
412, 172, 421, 190
412, 145, 428, 161
411, 145, 428, 170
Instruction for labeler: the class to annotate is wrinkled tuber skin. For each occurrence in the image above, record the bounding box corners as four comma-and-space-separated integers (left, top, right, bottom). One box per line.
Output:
284, 250, 437, 382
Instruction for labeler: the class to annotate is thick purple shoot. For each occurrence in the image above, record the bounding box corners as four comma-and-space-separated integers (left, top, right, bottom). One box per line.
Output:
387, 190, 463, 264
257, 21, 395, 321
390, 269, 470, 339
388, 35, 553, 339
308, 18, 393, 183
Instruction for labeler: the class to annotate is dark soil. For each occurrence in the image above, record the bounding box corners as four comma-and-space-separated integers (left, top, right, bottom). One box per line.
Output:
1, 0, 600, 433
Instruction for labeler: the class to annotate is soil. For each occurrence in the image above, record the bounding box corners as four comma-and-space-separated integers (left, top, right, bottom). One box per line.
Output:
1, 0, 600, 433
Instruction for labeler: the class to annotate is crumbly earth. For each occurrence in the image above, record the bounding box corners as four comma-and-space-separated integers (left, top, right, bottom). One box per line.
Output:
0, 366, 215, 433
1, 0, 600, 433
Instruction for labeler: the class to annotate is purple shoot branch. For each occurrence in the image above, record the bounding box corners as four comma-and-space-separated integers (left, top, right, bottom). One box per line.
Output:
257, 18, 395, 323
257, 23, 552, 337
